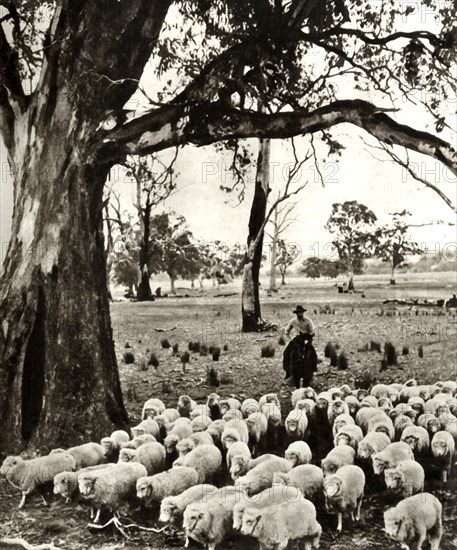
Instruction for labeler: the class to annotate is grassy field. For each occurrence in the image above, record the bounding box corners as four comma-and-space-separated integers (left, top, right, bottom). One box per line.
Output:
1, 272, 456, 549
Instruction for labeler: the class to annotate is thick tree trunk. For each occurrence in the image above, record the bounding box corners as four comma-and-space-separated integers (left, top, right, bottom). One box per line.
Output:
390, 265, 396, 285
242, 139, 270, 332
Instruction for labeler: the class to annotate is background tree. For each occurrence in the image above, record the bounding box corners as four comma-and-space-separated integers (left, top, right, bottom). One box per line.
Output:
325, 201, 378, 290
266, 200, 299, 294
1, 0, 456, 453
124, 152, 178, 301
276, 240, 301, 285
301, 256, 346, 279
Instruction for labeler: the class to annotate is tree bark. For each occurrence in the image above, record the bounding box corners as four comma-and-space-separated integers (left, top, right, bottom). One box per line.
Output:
242, 139, 270, 332
170, 276, 176, 294
268, 211, 279, 295
390, 265, 396, 285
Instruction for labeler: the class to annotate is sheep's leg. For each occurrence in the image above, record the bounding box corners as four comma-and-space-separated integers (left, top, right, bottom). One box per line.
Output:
39, 488, 49, 506
336, 513, 343, 533
94, 508, 101, 523
207, 543, 216, 550
428, 521, 443, 550
355, 495, 363, 521
442, 469, 448, 483
184, 534, 190, 548
18, 492, 28, 509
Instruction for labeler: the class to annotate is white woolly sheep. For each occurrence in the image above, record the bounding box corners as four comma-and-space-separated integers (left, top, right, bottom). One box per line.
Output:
378, 397, 394, 414
393, 413, 415, 439
235, 456, 291, 497
124, 442, 166, 476
142, 398, 166, 419
226, 441, 251, 469
191, 414, 213, 433
328, 386, 343, 401
206, 393, 222, 419
344, 395, 361, 417
176, 432, 214, 458
321, 444, 355, 476
100, 430, 130, 462
131, 418, 160, 440
353, 389, 368, 402
137, 466, 199, 505
273, 464, 324, 501
417, 413, 442, 437
190, 404, 211, 421
371, 442, 414, 475
261, 403, 282, 446
229, 453, 277, 481
177, 395, 198, 417
1, 452, 76, 508
334, 424, 364, 451
327, 399, 350, 425
206, 420, 225, 447
384, 460, 425, 498
232, 484, 303, 530
431, 430, 455, 482
121, 434, 156, 450
219, 397, 242, 416
332, 413, 356, 438
78, 462, 147, 522
241, 398, 260, 417
294, 398, 316, 419
367, 411, 395, 441
174, 444, 222, 484
339, 384, 352, 398
159, 483, 217, 525
400, 425, 430, 456
384, 493, 442, 550
408, 396, 425, 415
360, 396, 379, 408
221, 419, 249, 448
285, 409, 308, 441
357, 432, 391, 460
399, 385, 421, 403
53, 464, 114, 503
355, 407, 382, 434
259, 393, 281, 410
394, 403, 418, 421
155, 408, 181, 431
245, 412, 268, 454
441, 380, 457, 395
291, 388, 309, 407
222, 409, 244, 422
284, 441, 312, 467
240, 498, 322, 550
164, 421, 193, 455
324, 464, 365, 532
51, 443, 105, 470
370, 384, 392, 400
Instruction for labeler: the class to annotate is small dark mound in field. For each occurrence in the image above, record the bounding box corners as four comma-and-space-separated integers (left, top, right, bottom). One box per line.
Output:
147, 353, 159, 368
123, 351, 135, 364
418, 345, 424, 358
207, 366, 220, 386
172, 343, 179, 354
200, 344, 208, 356
139, 359, 148, 371
261, 344, 275, 358
355, 372, 374, 390
324, 342, 336, 358
208, 345, 215, 354
181, 351, 190, 364
188, 341, 194, 351
338, 352, 349, 370
212, 347, 221, 361
357, 343, 369, 352
370, 340, 382, 352
384, 341, 397, 365
223, 343, 229, 351
329, 348, 338, 367
161, 338, 171, 349
125, 342, 131, 348
193, 341, 201, 353
278, 336, 286, 346
161, 381, 171, 393
402, 345, 409, 356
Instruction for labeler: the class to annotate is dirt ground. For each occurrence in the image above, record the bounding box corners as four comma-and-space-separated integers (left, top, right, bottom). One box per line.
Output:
1, 274, 457, 549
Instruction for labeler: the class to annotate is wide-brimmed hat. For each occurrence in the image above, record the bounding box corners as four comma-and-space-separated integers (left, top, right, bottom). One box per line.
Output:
292, 305, 307, 314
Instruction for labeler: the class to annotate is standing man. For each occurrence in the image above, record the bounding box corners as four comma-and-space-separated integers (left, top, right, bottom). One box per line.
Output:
283, 305, 315, 379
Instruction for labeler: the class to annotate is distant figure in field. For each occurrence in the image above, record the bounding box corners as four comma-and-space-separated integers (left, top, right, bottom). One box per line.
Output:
283, 305, 317, 388
155, 287, 162, 298
446, 294, 457, 308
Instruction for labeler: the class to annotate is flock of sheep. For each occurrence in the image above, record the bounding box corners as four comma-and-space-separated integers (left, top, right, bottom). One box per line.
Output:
1, 379, 456, 550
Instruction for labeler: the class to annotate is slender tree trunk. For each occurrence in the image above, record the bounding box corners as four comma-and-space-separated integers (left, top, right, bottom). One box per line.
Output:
137, 203, 154, 301
281, 270, 286, 285
268, 211, 279, 295
390, 264, 396, 285
170, 276, 176, 294
242, 139, 270, 332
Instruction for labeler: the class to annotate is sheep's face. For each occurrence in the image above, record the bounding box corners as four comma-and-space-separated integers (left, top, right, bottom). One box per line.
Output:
295, 400, 309, 412
418, 389, 430, 401
378, 398, 392, 412
143, 407, 157, 419
402, 436, 418, 451
232, 504, 245, 530
118, 449, 135, 463
375, 425, 391, 437
286, 420, 299, 433
340, 385, 352, 398
136, 479, 153, 500
285, 451, 298, 467
224, 410, 241, 422
357, 390, 368, 401
244, 403, 259, 416
321, 459, 337, 476
159, 502, 177, 523
427, 419, 441, 434
222, 434, 238, 449
53, 473, 71, 497
240, 510, 262, 537
410, 403, 424, 415
432, 439, 448, 457
336, 434, 351, 447
164, 435, 179, 453
230, 456, 248, 479
183, 505, 210, 537
334, 418, 350, 433
384, 509, 407, 542
316, 398, 328, 411
176, 441, 193, 457
78, 476, 96, 497
207, 394, 220, 407
388, 390, 399, 403
265, 394, 280, 408
131, 427, 145, 438
372, 455, 387, 475
219, 401, 230, 416
0, 456, 22, 476
303, 388, 315, 400
324, 476, 342, 510
100, 439, 114, 457
347, 403, 358, 416
384, 469, 403, 491
357, 443, 373, 460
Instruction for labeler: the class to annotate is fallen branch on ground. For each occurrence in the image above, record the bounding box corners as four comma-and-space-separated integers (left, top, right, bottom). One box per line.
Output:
0, 538, 61, 550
